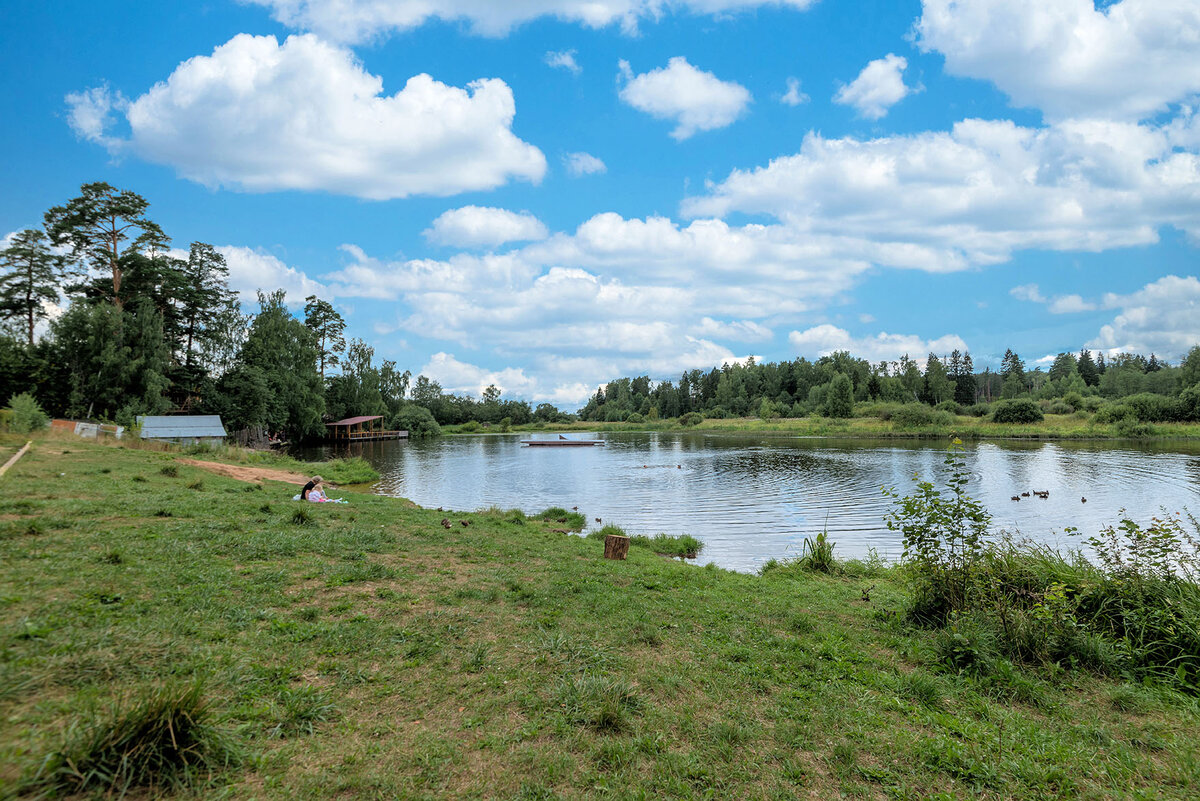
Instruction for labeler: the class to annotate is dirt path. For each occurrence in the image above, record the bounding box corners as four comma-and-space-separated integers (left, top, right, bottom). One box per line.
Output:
177, 458, 309, 485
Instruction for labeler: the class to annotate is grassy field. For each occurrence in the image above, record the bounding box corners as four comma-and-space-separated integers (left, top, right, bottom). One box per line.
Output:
2, 433, 1198, 799
447, 415, 1200, 441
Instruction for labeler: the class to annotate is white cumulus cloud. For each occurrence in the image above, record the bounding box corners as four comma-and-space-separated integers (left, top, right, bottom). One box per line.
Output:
917, 0, 1200, 121
217, 246, 327, 306
834, 53, 914, 120
788, 324, 969, 364
248, 0, 817, 42
423, 206, 549, 249
1089, 275, 1200, 358
67, 33, 545, 200
618, 57, 751, 140
684, 117, 1200, 270
564, 151, 607, 176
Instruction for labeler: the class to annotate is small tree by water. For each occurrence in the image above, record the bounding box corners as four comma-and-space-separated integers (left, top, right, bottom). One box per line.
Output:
884, 438, 990, 624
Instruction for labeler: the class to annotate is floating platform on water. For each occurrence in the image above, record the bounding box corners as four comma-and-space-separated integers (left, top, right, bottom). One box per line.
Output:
521, 438, 605, 447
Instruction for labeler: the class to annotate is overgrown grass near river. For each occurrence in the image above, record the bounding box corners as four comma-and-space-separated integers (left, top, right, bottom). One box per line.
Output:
2, 434, 1198, 798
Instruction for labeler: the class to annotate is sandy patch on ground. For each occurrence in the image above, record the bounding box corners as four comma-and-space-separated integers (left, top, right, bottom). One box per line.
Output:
177, 458, 309, 485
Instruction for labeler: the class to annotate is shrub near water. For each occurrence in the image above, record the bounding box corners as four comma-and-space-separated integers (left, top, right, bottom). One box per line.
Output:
886, 440, 1200, 691
991, 398, 1044, 423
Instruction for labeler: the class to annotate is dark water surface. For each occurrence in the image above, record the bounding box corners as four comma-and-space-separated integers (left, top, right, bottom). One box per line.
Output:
298, 433, 1200, 573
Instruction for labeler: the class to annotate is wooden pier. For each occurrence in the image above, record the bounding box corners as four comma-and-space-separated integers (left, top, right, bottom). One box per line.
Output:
521, 437, 605, 447
325, 415, 408, 442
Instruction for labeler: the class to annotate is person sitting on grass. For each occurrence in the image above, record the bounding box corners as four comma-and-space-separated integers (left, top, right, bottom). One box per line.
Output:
306, 478, 348, 504
300, 475, 321, 501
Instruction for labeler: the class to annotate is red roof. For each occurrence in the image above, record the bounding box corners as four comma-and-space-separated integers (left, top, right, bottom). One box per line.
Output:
326, 415, 383, 427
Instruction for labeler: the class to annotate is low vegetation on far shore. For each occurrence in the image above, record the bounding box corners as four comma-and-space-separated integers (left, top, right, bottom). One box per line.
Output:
2, 433, 1199, 799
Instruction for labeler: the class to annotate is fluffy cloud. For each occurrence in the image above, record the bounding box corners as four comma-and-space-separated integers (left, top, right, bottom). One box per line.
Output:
780, 77, 809, 106
1009, 284, 1046, 303
564, 151, 607, 176
249, 0, 816, 42
420, 352, 541, 398
544, 49, 581, 74
684, 117, 1200, 270
423, 206, 549, 248
1089, 275, 1200, 357
1011, 283, 1098, 313
1048, 295, 1096, 314
788, 324, 968, 363
834, 53, 913, 120
67, 34, 545, 199
618, 57, 751, 140
218, 246, 326, 306
693, 317, 773, 342
917, 0, 1200, 121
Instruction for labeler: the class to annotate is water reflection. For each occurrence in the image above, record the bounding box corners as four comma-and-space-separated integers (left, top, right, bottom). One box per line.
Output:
296, 434, 1200, 573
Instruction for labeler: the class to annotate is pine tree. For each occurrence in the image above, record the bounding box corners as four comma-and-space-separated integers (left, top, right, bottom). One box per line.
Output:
304, 295, 346, 381
1077, 348, 1099, 386
0, 229, 67, 345
44, 182, 167, 309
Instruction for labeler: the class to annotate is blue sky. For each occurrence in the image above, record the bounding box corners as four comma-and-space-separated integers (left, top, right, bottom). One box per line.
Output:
3, 0, 1199, 407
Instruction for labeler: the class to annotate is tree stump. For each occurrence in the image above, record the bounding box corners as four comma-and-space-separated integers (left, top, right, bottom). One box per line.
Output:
603, 534, 630, 561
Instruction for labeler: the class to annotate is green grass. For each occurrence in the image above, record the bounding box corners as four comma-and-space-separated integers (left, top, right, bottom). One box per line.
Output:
1, 433, 1199, 799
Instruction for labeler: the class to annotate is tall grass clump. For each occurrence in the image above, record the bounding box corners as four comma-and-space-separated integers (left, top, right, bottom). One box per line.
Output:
536, 507, 587, 530
628, 533, 704, 558
24, 681, 238, 797
796, 529, 835, 572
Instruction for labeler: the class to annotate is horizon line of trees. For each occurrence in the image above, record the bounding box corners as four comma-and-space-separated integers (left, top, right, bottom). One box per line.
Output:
578, 346, 1200, 423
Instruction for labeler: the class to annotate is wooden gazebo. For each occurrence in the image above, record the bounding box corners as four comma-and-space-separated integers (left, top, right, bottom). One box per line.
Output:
324, 415, 407, 442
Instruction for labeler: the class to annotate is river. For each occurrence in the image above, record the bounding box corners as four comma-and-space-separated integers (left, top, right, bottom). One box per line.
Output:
297, 433, 1200, 573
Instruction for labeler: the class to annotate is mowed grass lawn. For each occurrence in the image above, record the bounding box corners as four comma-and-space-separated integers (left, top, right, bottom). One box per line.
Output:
1, 434, 1198, 799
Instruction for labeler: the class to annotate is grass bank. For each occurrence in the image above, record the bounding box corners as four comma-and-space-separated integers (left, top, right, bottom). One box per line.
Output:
449, 415, 1200, 441
2, 434, 1198, 798
112, 435, 380, 484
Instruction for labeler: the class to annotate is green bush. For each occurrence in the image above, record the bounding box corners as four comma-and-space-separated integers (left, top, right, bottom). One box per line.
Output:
935, 400, 962, 415
964, 403, 991, 418
6, 392, 49, 434
678, 412, 703, 427
625, 412, 645, 424
1094, 403, 1133, 424
991, 398, 1044, 423
1045, 400, 1073, 415
890, 403, 952, 429
459, 420, 480, 432
1121, 393, 1182, 423
1114, 420, 1155, 438
1081, 396, 1105, 412
391, 404, 441, 438
1062, 391, 1084, 411
1181, 384, 1200, 422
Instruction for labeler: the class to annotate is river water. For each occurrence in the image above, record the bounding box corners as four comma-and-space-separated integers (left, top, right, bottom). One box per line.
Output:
298, 433, 1200, 573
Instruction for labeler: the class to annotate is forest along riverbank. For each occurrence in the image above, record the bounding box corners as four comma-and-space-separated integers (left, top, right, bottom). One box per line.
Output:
2, 433, 1198, 799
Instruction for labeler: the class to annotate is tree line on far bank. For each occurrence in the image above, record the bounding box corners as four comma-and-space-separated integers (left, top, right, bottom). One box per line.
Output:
4, 182, 1199, 441
578, 347, 1200, 431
